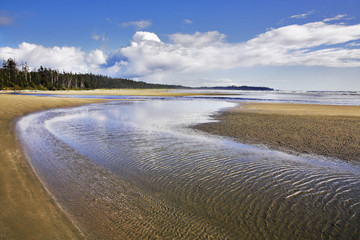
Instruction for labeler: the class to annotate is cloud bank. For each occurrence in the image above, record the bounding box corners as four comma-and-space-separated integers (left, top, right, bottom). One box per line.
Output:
0, 42, 106, 72
1, 19, 360, 85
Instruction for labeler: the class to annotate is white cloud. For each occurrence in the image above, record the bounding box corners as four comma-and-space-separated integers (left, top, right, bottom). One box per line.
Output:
121, 20, 151, 30
2, 20, 360, 86
184, 19, 192, 24
91, 30, 108, 42
132, 31, 161, 44
323, 14, 347, 22
169, 31, 225, 47
246, 22, 360, 50
347, 42, 360, 47
113, 22, 360, 81
0, 42, 106, 73
87, 49, 107, 68
290, 11, 314, 19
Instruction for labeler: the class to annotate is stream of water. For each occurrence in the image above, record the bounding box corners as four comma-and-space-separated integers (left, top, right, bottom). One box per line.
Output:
17, 100, 360, 239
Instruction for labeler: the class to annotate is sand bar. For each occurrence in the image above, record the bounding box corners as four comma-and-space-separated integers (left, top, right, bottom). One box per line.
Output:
194, 102, 360, 162
0, 94, 105, 239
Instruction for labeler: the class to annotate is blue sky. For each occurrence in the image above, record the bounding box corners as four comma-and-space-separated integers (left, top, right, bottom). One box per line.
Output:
1, 0, 360, 90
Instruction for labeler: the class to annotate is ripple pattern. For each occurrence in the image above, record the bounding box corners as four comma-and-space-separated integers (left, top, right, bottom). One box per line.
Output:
17, 101, 360, 239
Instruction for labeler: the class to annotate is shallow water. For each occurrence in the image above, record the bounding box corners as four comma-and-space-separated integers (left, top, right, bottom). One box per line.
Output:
17, 100, 360, 239
14, 89, 360, 105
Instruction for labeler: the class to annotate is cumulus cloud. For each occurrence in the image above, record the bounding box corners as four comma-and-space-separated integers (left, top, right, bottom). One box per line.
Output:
0, 42, 106, 73
121, 20, 151, 30
113, 21, 360, 81
2, 20, 360, 85
132, 31, 161, 43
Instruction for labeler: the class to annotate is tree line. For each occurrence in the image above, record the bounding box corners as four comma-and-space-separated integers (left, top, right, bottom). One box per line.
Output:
0, 58, 185, 90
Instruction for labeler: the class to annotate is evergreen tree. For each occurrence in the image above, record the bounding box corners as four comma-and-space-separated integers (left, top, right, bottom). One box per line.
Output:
0, 58, 186, 90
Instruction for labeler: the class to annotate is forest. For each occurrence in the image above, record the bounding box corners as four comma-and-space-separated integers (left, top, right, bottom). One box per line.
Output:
0, 58, 184, 90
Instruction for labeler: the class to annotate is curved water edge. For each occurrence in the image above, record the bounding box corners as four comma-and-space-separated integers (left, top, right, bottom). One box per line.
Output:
16, 100, 360, 239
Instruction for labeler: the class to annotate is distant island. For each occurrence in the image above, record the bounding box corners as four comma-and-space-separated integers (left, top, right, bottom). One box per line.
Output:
1, 58, 273, 91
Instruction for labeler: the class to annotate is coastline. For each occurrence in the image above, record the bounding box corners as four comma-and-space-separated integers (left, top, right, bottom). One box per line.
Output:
0, 94, 104, 240
2, 92, 360, 238
0, 89, 236, 239
193, 102, 360, 162
8, 88, 237, 96
0, 90, 235, 239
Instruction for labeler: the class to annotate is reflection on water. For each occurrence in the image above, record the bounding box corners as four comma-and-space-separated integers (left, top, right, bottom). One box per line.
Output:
17, 100, 360, 239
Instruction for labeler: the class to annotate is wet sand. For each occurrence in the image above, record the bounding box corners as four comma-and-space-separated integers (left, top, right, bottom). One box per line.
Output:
3, 92, 360, 239
0, 94, 105, 240
0, 90, 234, 239
194, 102, 360, 162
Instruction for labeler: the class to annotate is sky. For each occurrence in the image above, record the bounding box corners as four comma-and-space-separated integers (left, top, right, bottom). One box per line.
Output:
0, 0, 360, 91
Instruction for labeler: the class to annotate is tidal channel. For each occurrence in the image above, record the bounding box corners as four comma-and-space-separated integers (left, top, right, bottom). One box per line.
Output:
17, 100, 360, 239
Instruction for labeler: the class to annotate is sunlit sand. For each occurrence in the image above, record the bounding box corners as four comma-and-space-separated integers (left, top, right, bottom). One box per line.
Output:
195, 102, 360, 161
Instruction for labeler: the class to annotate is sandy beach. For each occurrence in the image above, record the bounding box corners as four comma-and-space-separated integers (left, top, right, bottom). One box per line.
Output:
0, 94, 105, 240
0, 89, 235, 239
194, 102, 360, 162
2, 91, 360, 239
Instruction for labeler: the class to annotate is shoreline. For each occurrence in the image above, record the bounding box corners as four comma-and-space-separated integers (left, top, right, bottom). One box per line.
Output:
2, 93, 360, 238
0, 94, 104, 240
194, 102, 360, 162
2, 88, 238, 96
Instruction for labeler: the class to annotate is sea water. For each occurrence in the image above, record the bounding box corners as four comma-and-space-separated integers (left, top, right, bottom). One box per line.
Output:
13, 89, 360, 105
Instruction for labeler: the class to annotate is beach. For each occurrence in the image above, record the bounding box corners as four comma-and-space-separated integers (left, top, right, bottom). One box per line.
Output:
0, 90, 233, 239
0, 94, 107, 239
1, 91, 360, 239
3, 89, 225, 239
194, 102, 360, 162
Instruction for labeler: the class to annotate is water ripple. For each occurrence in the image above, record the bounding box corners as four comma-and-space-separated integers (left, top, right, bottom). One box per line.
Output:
17, 100, 360, 239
